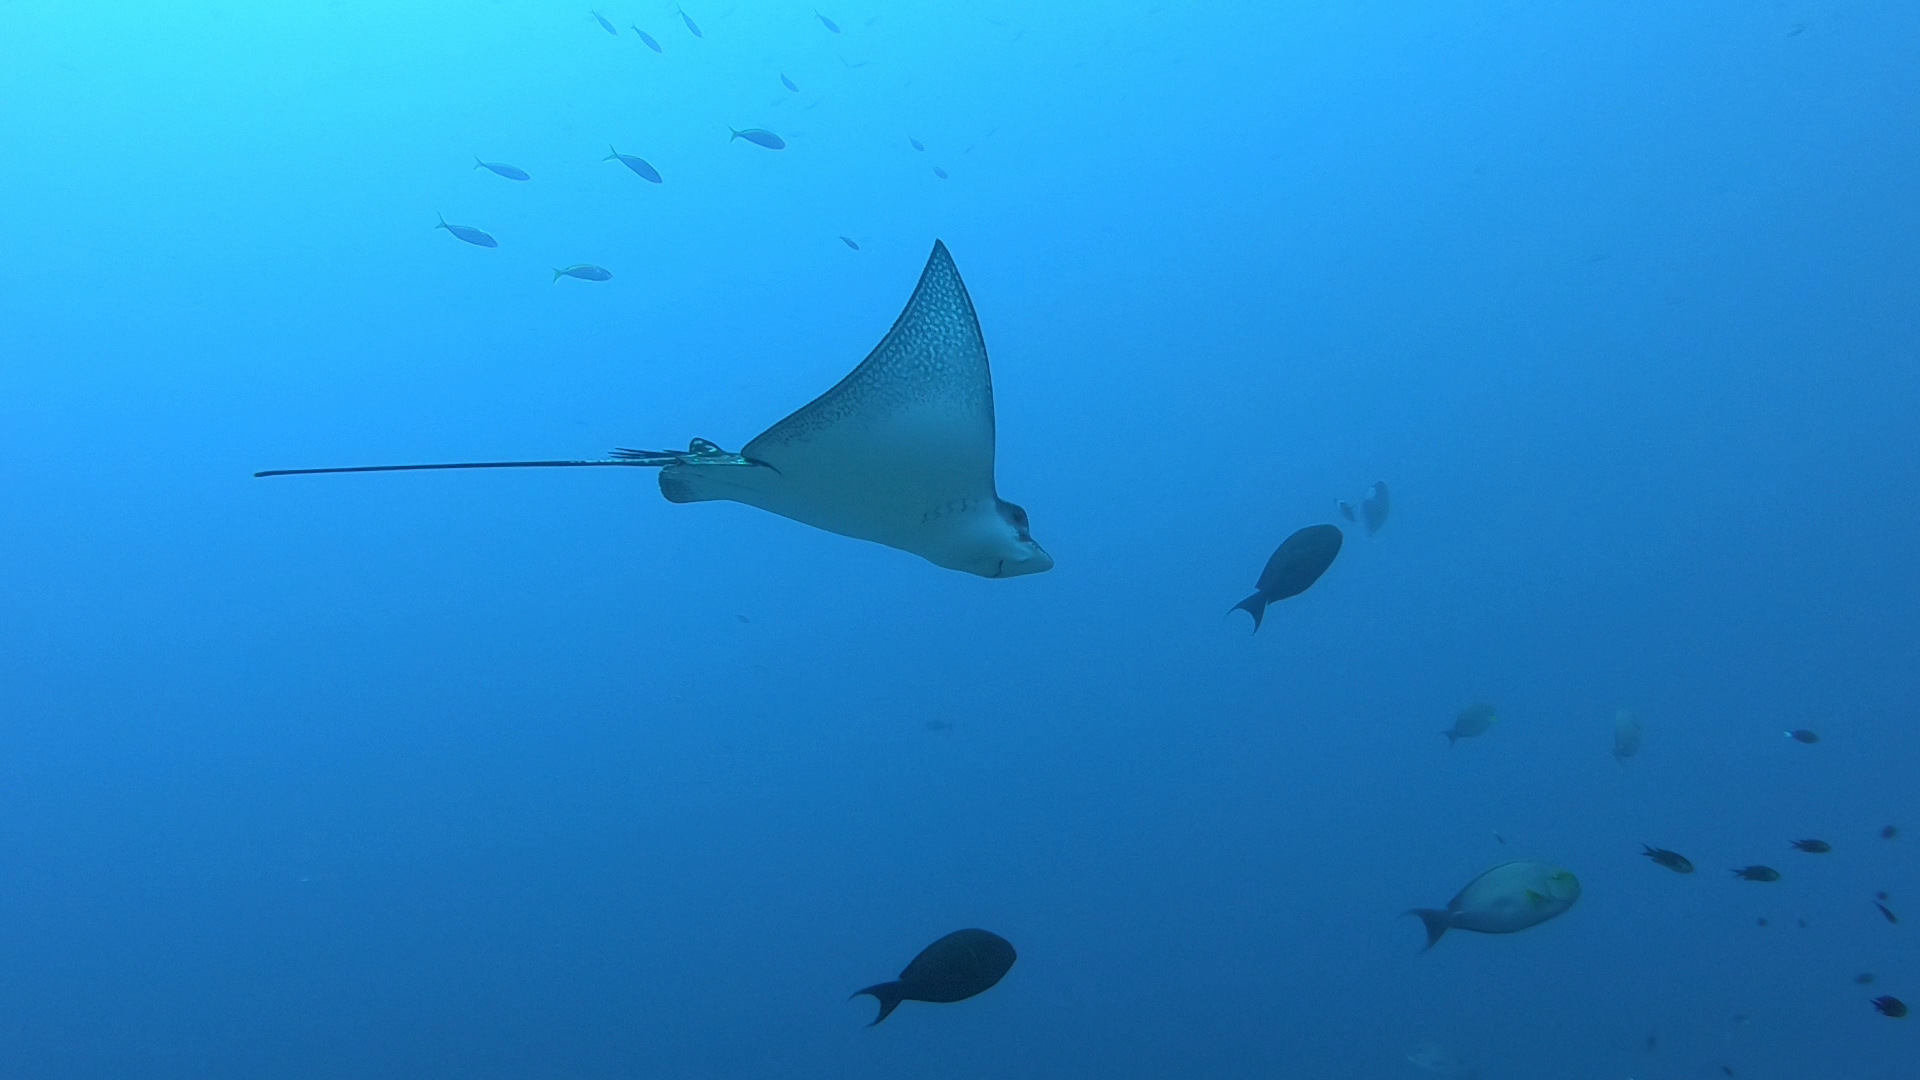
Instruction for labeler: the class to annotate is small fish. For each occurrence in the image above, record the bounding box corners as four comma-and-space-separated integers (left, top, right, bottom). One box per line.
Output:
1642, 845, 1694, 874
734, 613, 750, 624
1643, 1033, 1659, 1052
932, 165, 948, 179
729, 127, 786, 150
1613, 708, 1643, 762
1788, 22, 1807, 36
1883, 825, 1899, 840
1878, 890, 1891, 901
552, 263, 612, 282
1756, 916, 1769, 927
605, 146, 663, 183
1492, 831, 1505, 845
1443, 703, 1499, 748
1876, 900, 1898, 923
1857, 972, 1877, 984
1360, 480, 1390, 535
924, 719, 953, 732
839, 236, 860, 250
909, 137, 925, 151
1721, 1068, 1735, 1078
1797, 918, 1809, 928
632, 26, 663, 51
1732, 865, 1781, 882
1336, 500, 1355, 521
591, 9, 617, 35
1872, 995, 1908, 1018
1786, 728, 1820, 744
434, 214, 497, 247
817, 10, 840, 33
1790, 839, 1831, 853
678, 6, 702, 37
474, 157, 530, 181
781, 73, 799, 92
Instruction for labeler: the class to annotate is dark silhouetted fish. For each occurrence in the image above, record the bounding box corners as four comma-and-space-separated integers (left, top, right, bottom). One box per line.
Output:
817, 10, 840, 33
924, 719, 953, 732
1337, 500, 1355, 521
474, 157, 530, 181
1872, 996, 1907, 1018
730, 127, 785, 149
553, 263, 612, 282
1642, 845, 1693, 874
909, 137, 925, 151
1857, 972, 1877, 984
932, 165, 948, 179
591, 9, 617, 35
605, 146, 663, 183
781, 73, 799, 92
679, 6, 702, 37
435, 213, 496, 247
1884, 825, 1899, 840
632, 26, 662, 51
839, 236, 860, 250
1790, 839, 1831, 853
1876, 900, 1898, 923
1732, 865, 1780, 882
1786, 728, 1819, 744
853, 928, 1015, 1024
1230, 523, 1342, 632
1444, 703, 1499, 747
1361, 480, 1390, 535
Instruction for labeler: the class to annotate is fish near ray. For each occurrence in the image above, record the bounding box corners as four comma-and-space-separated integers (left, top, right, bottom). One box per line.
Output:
252, 241, 1052, 579
657, 241, 1051, 578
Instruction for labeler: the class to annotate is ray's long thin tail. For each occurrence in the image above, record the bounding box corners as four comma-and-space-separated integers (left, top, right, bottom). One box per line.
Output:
851, 981, 906, 1026
256, 458, 652, 479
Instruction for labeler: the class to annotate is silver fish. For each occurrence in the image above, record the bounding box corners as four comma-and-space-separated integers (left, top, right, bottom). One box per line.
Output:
729, 127, 785, 150
553, 263, 612, 282
435, 214, 496, 247
473, 157, 529, 181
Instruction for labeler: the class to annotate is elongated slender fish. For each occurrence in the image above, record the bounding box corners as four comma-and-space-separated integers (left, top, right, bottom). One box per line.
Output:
781, 73, 799, 92
474, 157, 529, 181
817, 10, 840, 33
434, 213, 496, 247
839, 236, 860, 250
679, 6, 702, 37
605, 146, 663, 183
730, 127, 786, 150
553, 263, 612, 282
591, 9, 617, 35
909, 137, 925, 151
632, 26, 662, 51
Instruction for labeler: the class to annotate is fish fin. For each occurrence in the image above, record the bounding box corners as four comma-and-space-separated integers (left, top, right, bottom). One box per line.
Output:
1444, 730, 1457, 748
1230, 593, 1266, 633
552, 267, 564, 282
1408, 909, 1451, 951
435, 212, 447, 230
605, 145, 618, 160
473, 156, 483, 169
851, 981, 905, 1026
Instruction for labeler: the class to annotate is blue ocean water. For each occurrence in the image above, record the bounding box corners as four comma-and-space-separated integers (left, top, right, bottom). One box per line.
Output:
2, 1, 1916, 1076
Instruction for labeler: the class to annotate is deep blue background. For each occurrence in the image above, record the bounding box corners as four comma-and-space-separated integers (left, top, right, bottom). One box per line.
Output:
2, 1, 1916, 1077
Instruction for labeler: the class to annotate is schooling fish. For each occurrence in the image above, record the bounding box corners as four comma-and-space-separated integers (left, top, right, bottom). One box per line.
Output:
1408, 860, 1581, 950
679, 6, 703, 37
474, 157, 530, 181
839, 236, 860, 250
434, 213, 496, 247
1876, 900, 1898, 923
591, 9, 617, 35
1642, 845, 1694, 874
817, 10, 840, 33
1789, 839, 1831, 853
553, 263, 612, 282
730, 127, 786, 150
781, 73, 799, 92
1443, 703, 1499, 748
910, 137, 925, 151
1786, 728, 1820, 744
1732, 865, 1781, 882
932, 165, 949, 179
853, 928, 1016, 1025
1230, 523, 1343, 632
632, 26, 662, 51
1872, 996, 1907, 1018
605, 146, 663, 183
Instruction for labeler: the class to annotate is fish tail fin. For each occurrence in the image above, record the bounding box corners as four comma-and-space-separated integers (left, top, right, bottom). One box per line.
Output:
728, 127, 741, 140
1443, 730, 1457, 748
434, 212, 447, 230
1230, 593, 1266, 633
851, 981, 906, 1026
1408, 909, 1451, 951
605, 145, 618, 160
473, 156, 483, 169
552, 267, 564, 282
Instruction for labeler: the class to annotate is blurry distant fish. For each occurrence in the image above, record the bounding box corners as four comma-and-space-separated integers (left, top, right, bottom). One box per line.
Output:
1786, 728, 1820, 744
1732, 865, 1780, 882
932, 165, 949, 179
1875, 899, 1897, 923
605, 146, 664, 183
839, 236, 860, 250
474, 157, 530, 181
1613, 708, 1642, 762
1361, 480, 1390, 535
1230, 523, 1343, 632
924, 719, 953, 732
1788, 22, 1807, 36
633, 26, 663, 51
435, 213, 497, 247
730, 127, 786, 149
1444, 703, 1499, 747
1336, 500, 1355, 522
1756, 916, 1769, 927
781, 73, 800, 92
1857, 972, 1877, 984
839, 55, 870, 69
591, 9, 617, 35
679, 6, 703, 37
852, 928, 1015, 1025
1789, 839, 1831, 853
1403, 1043, 1477, 1078
1884, 825, 1900, 840
1641, 845, 1694, 874
1408, 860, 1580, 950
817, 10, 841, 33
553, 263, 612, 282
1872, 996, 1907, 1018
910, 137, 925, 151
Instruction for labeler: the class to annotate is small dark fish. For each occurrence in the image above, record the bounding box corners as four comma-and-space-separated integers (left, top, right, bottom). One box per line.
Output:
729, 127, 786, 150
1733, 865, 1781, 882
1790, 839, 1831, 853
1492, 831, 1505, 845
1643, 1033, 1659, 1052
1756, 917, 1769, 927
780, 73, 799, 92
1788, 22, 1807, 36
909, 137, 925, 151
1872, 996, 1908, 1018
591, 9, 617, 35
1721, 1068, 1735, 1078
1876, 901, 1898, 923
1361, 480, 1390, 535
734, 613, 750, 624
1443, 703, 1499, 748
1878, 890, 1891, 901
1857, 972, 1877, 984
1797, 918, 1808, 928
632, 26, 662, 51
932, 165, 948, 179
678, 6, 702, 37
1786, 728, 1819, 744
1883, 825, 1898, 840
435, 214, 496, 247
1230, 523, 1343, 632
1642, 845, 1694, 874
839, 236, 860, 250
552, 263, 612, 282
1336, 500, 1355, 522
605, 146, 663, 183
817, 10, 840, 33
474, 157, 530, 181
924, 719, 953, 732
852, 928, 1016, 1025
